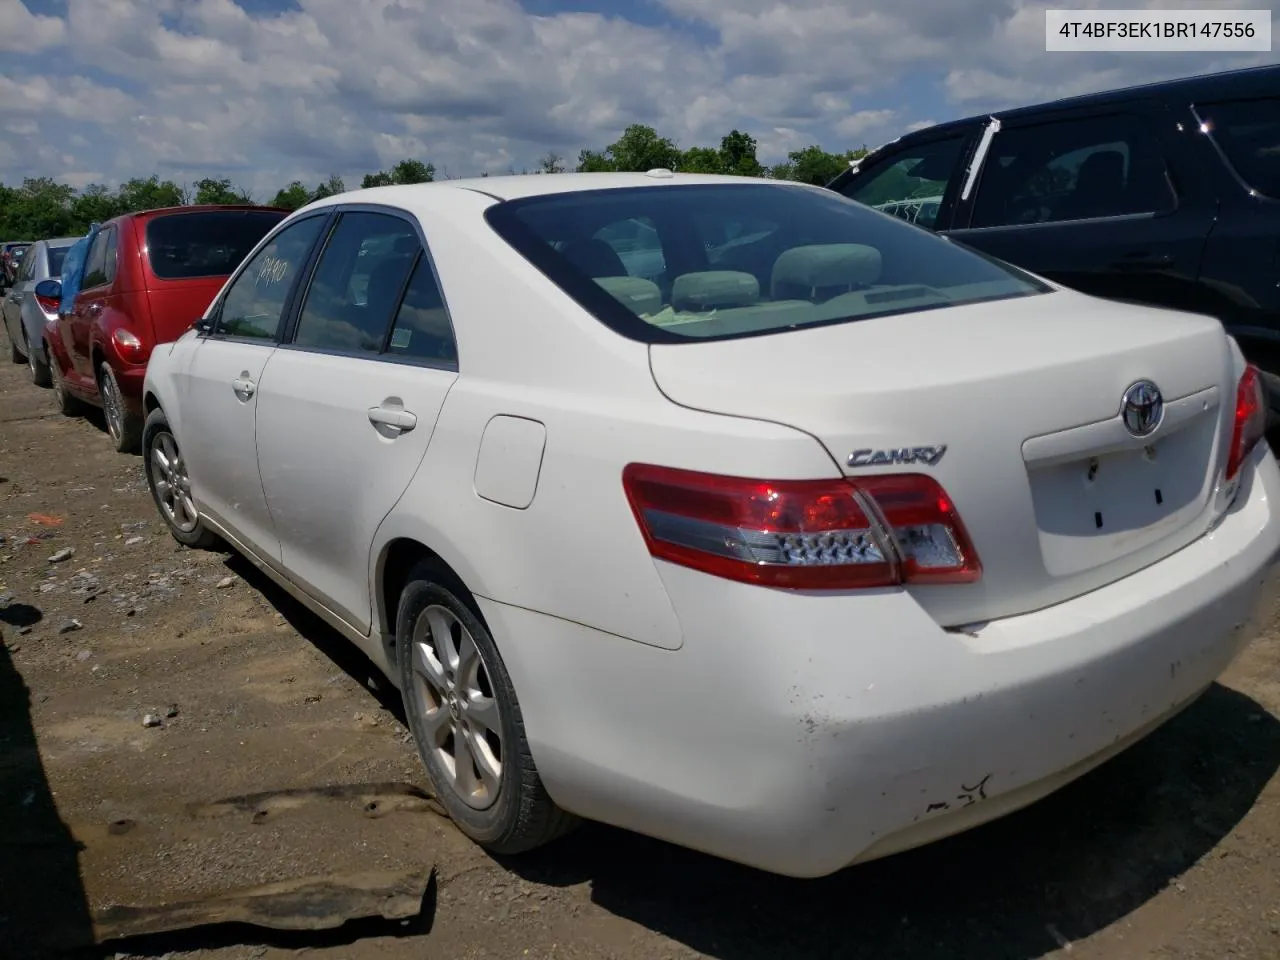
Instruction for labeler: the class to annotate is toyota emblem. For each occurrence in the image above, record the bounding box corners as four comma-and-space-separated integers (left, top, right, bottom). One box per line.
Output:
1121, 380, 1164, 437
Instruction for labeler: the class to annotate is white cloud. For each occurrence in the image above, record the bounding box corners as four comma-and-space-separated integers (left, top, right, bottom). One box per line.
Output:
0, 0, 1274, 196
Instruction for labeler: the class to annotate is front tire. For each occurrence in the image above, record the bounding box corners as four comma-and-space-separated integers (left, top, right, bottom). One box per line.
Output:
142, 408, 219, 549
49, 352, 88, 417
397, 571, 576, 854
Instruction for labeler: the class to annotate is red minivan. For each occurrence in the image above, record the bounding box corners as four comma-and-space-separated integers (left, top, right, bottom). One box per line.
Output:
43, 205, 288, 452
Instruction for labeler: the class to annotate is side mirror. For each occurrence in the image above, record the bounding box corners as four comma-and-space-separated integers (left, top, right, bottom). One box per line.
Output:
193, 316, 213, 335
34, 278, 61, 300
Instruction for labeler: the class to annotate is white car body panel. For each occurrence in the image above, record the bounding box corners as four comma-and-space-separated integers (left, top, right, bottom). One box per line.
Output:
141, 172, 1280, 878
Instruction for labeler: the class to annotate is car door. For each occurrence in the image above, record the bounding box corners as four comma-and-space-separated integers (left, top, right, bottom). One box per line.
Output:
2, 242, 36, 344
833, 128, 982, 231
68, 227, 116, 387
946, 102, 1217, 314
254, 207, 459, 634
176, 212, 330, 564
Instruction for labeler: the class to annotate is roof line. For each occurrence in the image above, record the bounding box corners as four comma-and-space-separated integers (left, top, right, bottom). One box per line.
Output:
458, 185, 504, 202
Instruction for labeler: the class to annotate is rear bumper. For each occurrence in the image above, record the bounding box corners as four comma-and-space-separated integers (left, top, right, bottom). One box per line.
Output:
481, 444, 1280, 878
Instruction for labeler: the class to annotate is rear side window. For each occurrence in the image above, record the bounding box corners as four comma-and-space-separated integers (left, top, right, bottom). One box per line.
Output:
146, 210, 286, 280
81, 228, 113, 289
1199, 98, 1280, 199
47, 246, 68, 277
970, 113, 1175, 228
485, 183, 1048, 344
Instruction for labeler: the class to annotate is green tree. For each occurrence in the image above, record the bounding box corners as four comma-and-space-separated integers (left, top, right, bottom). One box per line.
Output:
69, 184, 122, 230
116, 175, 184, 213
270, 180, 312, 211
718, 130, 763, 178
770, 145, 868, 186
678, 146, 723, 174
192, 176, 252, 205
310, 175, 346, 202
538, 152, 565, 174
9, 177, 76, 237
576, 124, 681, 173
362, 158, 435, 188
361, 171, 395, 188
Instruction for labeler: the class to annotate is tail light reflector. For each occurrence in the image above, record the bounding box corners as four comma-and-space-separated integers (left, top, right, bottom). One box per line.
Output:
621, 464, 981, 590
34, 291, 60, 316
1226, 363, 1267, 482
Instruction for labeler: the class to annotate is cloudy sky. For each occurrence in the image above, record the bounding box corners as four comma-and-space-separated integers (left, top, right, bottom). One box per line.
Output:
0, 0, 1274, 198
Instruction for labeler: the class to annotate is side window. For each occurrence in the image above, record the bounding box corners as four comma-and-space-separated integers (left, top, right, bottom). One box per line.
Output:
843, 137, 967, 228
386, 255, 457, 365
215, 216, 326, 341
81, 230, 110, 289
293, 212, 419, 354
592, 216, 666, 279
102, 228, 118, 285
971, 114, 1175, 228
1197, 97, 1280, 199
19, 248, 37, 282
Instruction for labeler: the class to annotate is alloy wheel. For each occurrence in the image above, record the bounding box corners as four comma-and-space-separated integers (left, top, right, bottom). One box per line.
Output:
150, 431, 199, 533
409, 604, 504, 810
101, 366, 125, 443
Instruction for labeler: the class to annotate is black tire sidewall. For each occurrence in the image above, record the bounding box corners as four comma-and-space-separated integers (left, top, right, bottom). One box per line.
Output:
100, 362, 141, 453
396, 577, 525, 846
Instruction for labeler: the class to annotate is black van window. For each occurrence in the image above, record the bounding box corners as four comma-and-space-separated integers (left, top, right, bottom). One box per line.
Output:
1199, 98, 1280, 199
971, 114, 1175, 227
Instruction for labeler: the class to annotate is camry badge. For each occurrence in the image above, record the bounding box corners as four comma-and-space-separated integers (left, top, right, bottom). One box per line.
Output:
1120, 380, 1163, 438
848, 445, 947, 468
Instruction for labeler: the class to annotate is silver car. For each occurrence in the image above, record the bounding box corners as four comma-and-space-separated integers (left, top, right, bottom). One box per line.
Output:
2, 237, 77, 386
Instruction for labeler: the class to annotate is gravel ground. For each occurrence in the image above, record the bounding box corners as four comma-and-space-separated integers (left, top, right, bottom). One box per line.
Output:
1, 350, 1279, 960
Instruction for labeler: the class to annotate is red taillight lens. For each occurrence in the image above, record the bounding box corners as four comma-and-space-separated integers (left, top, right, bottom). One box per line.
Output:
34, 292, 60, 316
112, 328, 148, 364
1226, 364, 1267, 482
621, 464, 981, 590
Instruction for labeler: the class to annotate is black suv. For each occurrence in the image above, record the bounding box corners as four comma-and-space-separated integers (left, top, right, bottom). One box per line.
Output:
828, 64, 1280, 418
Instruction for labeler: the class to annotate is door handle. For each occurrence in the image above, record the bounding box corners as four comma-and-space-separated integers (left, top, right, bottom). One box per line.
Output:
231, 373, 256, 400
1110, 252, 1175, 271
367, 404, 418, 433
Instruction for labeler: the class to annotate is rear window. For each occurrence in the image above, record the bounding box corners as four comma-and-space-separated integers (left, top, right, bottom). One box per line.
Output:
1199, 98, 1280, 198
47, 246, 69, 276
145, 210, 287, 280
484, 183, 1048, 343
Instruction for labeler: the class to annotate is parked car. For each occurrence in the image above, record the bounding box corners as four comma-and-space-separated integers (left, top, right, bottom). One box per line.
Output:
34, 205, 287, 452
140, 173, 1280, 879
1, 241, 31, 286
828, 63, 1280, 424
2, 236, 79, 385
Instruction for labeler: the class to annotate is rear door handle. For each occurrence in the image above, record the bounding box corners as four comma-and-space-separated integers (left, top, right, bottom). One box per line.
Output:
1110, 252, 1175, 271
232, 373, 256, 400
368, 404, 418, 433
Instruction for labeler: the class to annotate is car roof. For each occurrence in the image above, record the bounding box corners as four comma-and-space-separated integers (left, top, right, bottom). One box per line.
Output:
889, 62, 1280, 142
45, 237, 80, 248
111, 204, 290, 227
304, 171, 811, 211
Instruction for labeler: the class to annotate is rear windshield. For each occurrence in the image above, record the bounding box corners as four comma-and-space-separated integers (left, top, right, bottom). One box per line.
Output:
145, 210, 287, 280
47, 246, 69, 276
1199, 97, 1280, 199
484, 183, 1048, 343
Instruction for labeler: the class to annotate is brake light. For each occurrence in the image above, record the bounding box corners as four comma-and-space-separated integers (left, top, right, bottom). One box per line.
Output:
1226, 364, 1267, 482
34, 291, 60, 316
621, 464, 981, 590
112, 328, 148, 364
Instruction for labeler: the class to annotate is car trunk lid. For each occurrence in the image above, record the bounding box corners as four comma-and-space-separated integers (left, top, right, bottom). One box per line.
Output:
647, 288, 1237, 626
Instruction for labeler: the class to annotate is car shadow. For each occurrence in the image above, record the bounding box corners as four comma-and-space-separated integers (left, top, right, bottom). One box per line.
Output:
0, 622, 96, 957
205, 555, 1280, 957
501, 683, 1278, 959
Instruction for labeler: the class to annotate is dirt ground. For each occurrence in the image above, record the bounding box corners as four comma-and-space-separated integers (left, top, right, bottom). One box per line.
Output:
1, 355, 1279, 960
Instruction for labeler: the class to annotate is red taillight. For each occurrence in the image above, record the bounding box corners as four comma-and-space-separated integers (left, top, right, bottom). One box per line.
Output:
621, 464, 981, 590
1226, 364, 1267, 482
112, 328, 148, 364
34, 292, 60, 316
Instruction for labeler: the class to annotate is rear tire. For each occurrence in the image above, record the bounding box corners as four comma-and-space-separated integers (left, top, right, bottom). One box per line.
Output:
397, 570, 577, 855
26, 330, 51, 387
99, 361, 142, 453
142, 408, 220, 549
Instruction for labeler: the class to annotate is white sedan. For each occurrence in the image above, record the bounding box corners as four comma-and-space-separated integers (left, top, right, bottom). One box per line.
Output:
141, 171, 1280, 878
